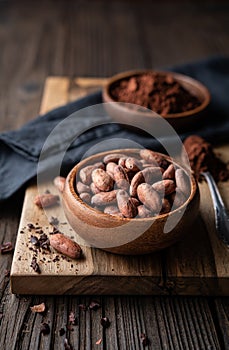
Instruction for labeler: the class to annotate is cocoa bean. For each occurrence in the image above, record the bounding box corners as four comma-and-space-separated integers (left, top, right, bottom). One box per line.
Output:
175, 169, 191, 197
104, 205, 122, 217
103, 153, 126, 164
141, 167, 163, 183
53, 176, 66, 193
79, 192, 91, 203
76, 181, 90, 194
50, 233, 82, 259
116, 190, 137, 218
137, 205, 152, 218
169, 189, 187, 208
153, 154, 169, 169
34, 194, 59, 208
152, 179, 176, 195
125, 157, 142, 172
90, 182, 101, 194
79, 162, 104, 185
106, 162, 117, 177
140, 149, 158, 165
118, 157, 127, 167
160, 198, 171, 214
162, 164, 175, 180
129, 171, 145, 197
131, 197, 141, 207
113, 165, 129, 190
92, 168, 114, 192
91, 190, 117, 206
140, 150, 168, 169
137, 183, 161, 213
130, 167, 162, 197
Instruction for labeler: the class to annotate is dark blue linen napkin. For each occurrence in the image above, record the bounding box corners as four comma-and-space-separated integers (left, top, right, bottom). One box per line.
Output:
0, 56, 228, 201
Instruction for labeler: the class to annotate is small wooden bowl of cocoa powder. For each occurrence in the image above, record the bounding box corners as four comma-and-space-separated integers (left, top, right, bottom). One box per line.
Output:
103, 70, 210, 133
62, 149, 199, 255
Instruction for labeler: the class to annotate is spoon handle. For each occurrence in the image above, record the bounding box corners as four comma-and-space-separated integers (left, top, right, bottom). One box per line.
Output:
201, 171, 229, 246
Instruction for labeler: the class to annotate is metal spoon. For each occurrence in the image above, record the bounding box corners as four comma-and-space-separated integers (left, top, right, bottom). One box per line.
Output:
201, 171, 229, 246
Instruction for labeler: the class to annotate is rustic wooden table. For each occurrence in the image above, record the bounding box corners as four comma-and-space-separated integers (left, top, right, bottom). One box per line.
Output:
0, 1, 229, 349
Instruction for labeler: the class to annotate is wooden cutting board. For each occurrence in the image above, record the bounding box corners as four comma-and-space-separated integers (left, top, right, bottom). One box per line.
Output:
10, 77, 229, 295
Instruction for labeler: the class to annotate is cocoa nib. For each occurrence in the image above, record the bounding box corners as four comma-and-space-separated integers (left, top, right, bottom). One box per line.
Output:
89, 300, 101, 311
68, 311, 77, 325
39, 234, 50, 250
101, 317, 110, 328
29, 234, 50, 251
39, 233, 48, 242
30, 257, 41, 274
27, 223, 35, 229
50, 226, 61, 235
40, 322, 50, 335
30, 302, 46, 313
0, 242, 13, 254
64, 338, 73, 350
35, 229, 44, 235
27, 222, 35, 230
4, 269, 10, 277
49, 216, 59, 226
140, 333, 150, 347
30, 235, 39, 246
59, 328, 65, 336
96, 338, 102, 345
78, 304, 87, 311
52, 255, 60, 263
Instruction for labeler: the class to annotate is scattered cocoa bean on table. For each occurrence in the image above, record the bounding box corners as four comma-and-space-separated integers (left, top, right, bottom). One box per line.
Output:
34, 193, 59, 208
49, 233, 82, 259
0, 242, 13, 254
53, 176, 66, 193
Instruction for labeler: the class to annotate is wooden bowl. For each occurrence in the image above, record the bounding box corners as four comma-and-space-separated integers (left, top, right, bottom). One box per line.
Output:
102, 70, 210, 133
62, 149, 200, 255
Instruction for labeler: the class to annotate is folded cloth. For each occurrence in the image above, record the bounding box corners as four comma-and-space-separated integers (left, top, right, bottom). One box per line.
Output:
0, 56, 229, 201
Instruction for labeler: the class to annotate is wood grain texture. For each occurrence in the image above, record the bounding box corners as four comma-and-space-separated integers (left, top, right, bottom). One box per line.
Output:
10, 180, 163, 295
10, 76, 229, 296
165, 161, 229, 295
10, 77, 163, 296
214, 298, 229, 347
1, 1, 229, 348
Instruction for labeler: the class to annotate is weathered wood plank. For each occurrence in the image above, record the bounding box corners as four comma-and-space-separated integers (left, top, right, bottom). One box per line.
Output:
104, 296, 221, 349
136, 2, 229, 68
0, 191, 24, 299
200, 145, 229, 280
39, 77, 70, 115
214, 298, 229, 347
0, 293, 33, 349
68, 77, 107, 102
165, 207, 229, 295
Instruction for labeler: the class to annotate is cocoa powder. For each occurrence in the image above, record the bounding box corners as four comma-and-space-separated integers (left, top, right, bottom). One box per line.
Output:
183, 135, 229, 182
110, 72, 201, 116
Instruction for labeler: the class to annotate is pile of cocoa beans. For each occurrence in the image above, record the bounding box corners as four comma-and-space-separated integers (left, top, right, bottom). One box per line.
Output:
75, 149, 191, 219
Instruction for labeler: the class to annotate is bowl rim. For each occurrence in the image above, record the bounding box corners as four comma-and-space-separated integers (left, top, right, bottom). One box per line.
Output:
65, 148, 198, 222
102, 69, 211, 119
